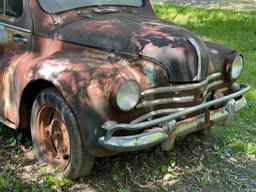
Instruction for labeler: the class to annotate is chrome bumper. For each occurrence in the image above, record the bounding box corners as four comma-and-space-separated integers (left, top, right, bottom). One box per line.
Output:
98, 84, 250, 152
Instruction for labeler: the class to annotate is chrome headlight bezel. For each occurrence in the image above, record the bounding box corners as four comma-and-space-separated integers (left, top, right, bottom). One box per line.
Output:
111, 79, 141, 112
227, 54, 244, 81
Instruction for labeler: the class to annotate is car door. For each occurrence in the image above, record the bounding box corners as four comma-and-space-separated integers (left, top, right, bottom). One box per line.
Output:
0, 0, 32, 123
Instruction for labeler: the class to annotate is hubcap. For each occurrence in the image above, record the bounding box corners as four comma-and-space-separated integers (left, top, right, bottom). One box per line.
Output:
36, 106, 70, 171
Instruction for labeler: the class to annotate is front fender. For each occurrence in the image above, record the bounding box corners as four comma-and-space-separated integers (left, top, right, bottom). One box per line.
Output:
205, 41, 237, 76
25, 52, 131, 157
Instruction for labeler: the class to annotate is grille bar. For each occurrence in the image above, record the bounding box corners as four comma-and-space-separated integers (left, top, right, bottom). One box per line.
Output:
136, 96, 195, 109
202, 80, 224, 97
141, 73, 222, 96
131, 108, 186, 124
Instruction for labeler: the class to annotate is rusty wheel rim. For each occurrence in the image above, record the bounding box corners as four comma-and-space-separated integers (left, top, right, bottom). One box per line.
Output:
35, 105, 70, 172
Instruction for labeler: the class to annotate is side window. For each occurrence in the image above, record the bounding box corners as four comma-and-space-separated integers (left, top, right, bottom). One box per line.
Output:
0, 0, 3, 14
6, 0, 23, 17
0, 0, 22, 17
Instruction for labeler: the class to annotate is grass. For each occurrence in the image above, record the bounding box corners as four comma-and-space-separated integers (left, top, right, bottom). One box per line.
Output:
0, 4, 256, 192
161, 0, 256, 11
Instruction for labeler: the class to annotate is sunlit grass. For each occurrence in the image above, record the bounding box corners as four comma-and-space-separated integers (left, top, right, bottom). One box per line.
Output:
154, 4, 256, 155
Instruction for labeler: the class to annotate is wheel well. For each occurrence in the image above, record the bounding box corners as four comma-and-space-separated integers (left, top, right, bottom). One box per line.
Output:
19, 80, 56, 129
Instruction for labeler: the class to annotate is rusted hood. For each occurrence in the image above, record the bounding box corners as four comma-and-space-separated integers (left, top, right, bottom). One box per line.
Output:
59, 13, 208, 82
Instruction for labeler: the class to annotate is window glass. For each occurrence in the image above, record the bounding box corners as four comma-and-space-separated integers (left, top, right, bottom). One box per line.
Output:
38, 0, 143, 14
0, 0, 3, 14
5, 0, 22, 17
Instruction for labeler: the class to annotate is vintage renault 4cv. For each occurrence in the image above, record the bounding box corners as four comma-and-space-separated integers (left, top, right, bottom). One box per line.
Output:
0, 0, 250, 179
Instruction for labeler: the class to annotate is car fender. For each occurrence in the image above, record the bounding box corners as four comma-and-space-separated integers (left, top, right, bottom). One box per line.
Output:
205, 41, 237, 76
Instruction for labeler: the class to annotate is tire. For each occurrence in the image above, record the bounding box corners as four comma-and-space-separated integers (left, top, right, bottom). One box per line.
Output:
30, 88, 94, 179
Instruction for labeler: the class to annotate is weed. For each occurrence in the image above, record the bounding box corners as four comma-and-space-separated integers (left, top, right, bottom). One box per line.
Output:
117, 187, 131, 192
112, 162, 126, 180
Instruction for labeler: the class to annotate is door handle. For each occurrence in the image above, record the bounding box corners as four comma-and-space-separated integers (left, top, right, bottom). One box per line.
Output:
13, 34, 28, 45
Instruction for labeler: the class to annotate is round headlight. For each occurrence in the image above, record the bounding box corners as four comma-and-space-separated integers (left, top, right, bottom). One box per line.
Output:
115, 80, 141, 112
230, 55, 244, 81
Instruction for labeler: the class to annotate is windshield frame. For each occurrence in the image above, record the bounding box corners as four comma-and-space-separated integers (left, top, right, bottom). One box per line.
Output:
37, 0, 144, 14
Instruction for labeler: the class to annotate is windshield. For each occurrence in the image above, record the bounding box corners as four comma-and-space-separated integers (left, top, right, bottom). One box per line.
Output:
38, 0, 143, 14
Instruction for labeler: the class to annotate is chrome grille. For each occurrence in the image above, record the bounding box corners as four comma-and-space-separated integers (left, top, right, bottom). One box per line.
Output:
133, 73, 228, 124
141, 73, 222, 96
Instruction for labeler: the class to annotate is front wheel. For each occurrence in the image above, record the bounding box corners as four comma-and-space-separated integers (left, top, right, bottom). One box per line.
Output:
30, 88, 94, 179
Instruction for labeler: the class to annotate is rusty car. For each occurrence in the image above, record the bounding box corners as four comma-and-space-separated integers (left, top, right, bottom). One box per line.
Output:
0, 0, 250, 179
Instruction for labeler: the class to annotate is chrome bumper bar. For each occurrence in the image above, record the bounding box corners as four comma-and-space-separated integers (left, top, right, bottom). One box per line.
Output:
98, 84, 250, 152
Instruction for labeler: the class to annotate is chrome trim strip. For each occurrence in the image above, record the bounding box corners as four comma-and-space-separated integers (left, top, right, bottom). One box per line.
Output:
219, 87, 229, 92
131, 108, 187, 124
3, 1, 6, 14
202, 80, 224, 97
188, 38, 202, 80
207, 80, 223, 90
136, 96, 195, 109
0, 21, 31, 33
141, 73, 221, 96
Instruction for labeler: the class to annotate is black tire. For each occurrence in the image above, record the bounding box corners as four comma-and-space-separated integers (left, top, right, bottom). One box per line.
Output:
30, 88, 94, 179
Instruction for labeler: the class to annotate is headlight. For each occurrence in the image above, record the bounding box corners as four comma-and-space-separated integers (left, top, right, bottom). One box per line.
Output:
230, 54, 244, 81
112, 79, 141, 112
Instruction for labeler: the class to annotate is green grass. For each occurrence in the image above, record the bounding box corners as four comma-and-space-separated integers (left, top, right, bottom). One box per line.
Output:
154, 4, 256, 156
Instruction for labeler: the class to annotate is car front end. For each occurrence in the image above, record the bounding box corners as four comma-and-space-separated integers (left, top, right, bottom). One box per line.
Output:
98, 48, 250, 152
